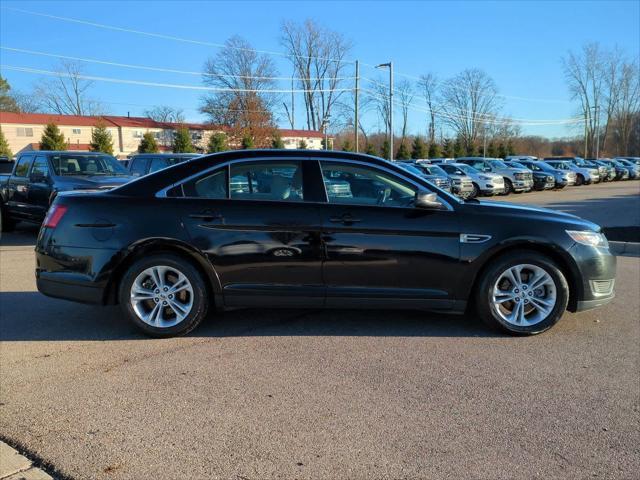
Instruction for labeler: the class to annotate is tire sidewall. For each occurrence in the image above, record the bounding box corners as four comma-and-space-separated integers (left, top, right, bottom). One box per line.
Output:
119, 254, 208, 337
477, 252, 569, 335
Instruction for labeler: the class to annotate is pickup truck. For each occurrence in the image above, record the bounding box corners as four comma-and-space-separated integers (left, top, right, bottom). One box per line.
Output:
127, 153, 200, 177
456, 157, 534, 193
0, 150, 133, 231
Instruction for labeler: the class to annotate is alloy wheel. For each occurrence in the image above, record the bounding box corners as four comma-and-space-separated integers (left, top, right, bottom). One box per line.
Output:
491, 263, 557, 327
130, 265, 194, 328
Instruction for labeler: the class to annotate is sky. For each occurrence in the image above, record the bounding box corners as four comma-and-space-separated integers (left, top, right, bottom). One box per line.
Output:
0, 0, 638, 138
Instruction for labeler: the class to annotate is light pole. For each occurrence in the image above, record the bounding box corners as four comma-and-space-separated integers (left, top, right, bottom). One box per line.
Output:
321, 116, 331, 150
376, 62, 393, 160
591, 105, 600, 159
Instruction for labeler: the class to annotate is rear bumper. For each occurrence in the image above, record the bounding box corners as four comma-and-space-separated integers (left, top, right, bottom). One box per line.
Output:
36, 271, 105, 304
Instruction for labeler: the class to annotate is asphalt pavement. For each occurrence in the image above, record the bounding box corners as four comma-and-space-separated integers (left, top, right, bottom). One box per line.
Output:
1, 181, 639, 479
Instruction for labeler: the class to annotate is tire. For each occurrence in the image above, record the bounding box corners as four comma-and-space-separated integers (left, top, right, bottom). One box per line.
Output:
475, 250, 569, 335
504, 178, 514, 194
0, 205, 17, 232
471, 183, 481, 198
118, 254, 209, 337
575, 174, 584, 186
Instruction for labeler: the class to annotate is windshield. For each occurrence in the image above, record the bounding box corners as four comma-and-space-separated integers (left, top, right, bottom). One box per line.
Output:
441, 164, 466, 176
455, 164, 478, 175
547, 161, 570, 170
509, 161, 526, 169
398, 163, 425, 177
573, 157, 587, 166
488, 160, 509, 169
51, 154, 128, 176
418, 164, 447, 176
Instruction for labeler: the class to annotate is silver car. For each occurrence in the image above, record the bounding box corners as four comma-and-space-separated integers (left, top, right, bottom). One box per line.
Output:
438, 163, 476, 198
452, 162, 505, 196
456, 157, 533, 193
545, 160, 598, 185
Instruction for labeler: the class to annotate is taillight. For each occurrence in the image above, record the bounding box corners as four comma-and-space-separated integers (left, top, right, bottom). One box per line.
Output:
43, 205, 68, 228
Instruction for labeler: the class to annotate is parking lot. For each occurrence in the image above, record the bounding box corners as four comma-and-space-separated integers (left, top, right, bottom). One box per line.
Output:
1, 181, 639, 479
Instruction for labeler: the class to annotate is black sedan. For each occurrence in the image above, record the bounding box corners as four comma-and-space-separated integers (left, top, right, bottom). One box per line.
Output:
35, 150, 616, 337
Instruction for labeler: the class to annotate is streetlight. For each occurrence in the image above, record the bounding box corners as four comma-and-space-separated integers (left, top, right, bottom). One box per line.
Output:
376, 62, 393, 160
321, 116, 331, 150
590, 105, 600, 159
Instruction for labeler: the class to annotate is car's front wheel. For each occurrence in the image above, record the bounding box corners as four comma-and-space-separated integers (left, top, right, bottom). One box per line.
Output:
504, 178, 514, 194
475, 251, 569, 335
119, 254, 209, 337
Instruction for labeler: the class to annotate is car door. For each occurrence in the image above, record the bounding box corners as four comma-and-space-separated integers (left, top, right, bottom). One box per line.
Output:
6, 154, 34, 220
176, 158, 325, 308
27, 154, 53, 221
315, 159, 463, 310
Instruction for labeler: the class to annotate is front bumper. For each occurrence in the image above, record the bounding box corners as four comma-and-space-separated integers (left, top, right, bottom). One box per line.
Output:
567, 243, 617, 313
480, 180, 505, 195
512, 179, 533, 191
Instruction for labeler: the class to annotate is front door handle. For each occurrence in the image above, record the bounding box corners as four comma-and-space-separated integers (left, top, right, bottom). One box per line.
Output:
189, 211, 223, 221
329, 214, 362, 225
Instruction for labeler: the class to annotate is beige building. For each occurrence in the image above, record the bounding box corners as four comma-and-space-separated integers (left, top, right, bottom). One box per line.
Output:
0, 111, 328, 158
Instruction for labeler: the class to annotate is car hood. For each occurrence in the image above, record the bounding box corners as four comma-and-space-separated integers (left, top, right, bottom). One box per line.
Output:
56, 175, 133, 190
471, 200, 600, 231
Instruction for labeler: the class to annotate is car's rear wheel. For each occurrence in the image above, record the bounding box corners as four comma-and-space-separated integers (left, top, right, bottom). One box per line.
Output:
475, 251, 569, 335
119, 254, 209, 337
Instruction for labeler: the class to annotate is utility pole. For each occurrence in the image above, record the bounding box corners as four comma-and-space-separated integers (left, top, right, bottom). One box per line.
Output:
376, 61, 393, 160
483, 123, 487, 157
354, 60, 359, 153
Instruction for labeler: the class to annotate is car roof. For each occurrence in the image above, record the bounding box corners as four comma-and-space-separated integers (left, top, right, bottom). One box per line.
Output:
21, 151, 112, 155
115, 149, 401, 197
129, 153, 201, 158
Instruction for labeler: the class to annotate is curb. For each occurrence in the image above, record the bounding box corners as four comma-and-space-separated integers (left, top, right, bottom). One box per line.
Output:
0, 442, 54, 480
609, 241, 640, 257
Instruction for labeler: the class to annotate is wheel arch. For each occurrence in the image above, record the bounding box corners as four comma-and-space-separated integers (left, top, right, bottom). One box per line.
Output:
466, 240, 582, 313
103, 238, 223, 308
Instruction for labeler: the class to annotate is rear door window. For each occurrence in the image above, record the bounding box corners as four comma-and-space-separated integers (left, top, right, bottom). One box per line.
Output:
229, 161, 304, 202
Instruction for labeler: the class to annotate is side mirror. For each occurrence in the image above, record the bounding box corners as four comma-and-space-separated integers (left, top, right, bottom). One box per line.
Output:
415, 190, 443, 209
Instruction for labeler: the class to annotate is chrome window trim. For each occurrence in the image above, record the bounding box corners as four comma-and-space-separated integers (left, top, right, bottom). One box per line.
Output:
155, 156, 455, 211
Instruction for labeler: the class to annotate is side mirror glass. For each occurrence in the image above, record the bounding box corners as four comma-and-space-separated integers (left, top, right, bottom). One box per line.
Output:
415, 190, 443, 209
30, 172, 45, 183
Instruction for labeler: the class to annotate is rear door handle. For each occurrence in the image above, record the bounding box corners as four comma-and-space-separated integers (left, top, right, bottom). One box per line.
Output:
329, 214, 362, 224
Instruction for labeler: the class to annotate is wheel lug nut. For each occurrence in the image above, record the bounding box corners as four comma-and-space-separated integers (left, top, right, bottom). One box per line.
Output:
155, 289, 160, 294
515, 298, 520, 302
163, 287, 168, 292
168, 294, 173, 299
514, 289, 519, 293
523, 285, 527, 290
154, 297, 159, 302
528, 292, 533, 296
163, 301, 167, 305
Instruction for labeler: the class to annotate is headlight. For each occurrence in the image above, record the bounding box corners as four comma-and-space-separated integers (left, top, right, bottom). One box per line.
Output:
479, 175, 492, 180
566, 230, 608, 248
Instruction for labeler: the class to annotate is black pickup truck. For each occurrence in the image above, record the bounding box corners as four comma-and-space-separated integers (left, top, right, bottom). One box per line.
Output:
0, 151, 133, 231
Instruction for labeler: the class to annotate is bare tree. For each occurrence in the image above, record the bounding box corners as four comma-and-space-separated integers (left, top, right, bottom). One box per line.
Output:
144, 105, 185, 123
396, 80, 414, 143
280, 19, 353, 131
34, 61, 103, 115
439, 68, 501, 149
334, 88, 374, 145
417, 73, 438, 143
369, 78, 391, 136
200, 35, 278, 129
611, 60, 640, 155
562, 43, 606, 156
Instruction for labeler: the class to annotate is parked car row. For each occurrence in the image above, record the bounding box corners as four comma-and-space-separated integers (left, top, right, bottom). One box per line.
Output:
2, 150, 638, 233
398, 155, 639, 200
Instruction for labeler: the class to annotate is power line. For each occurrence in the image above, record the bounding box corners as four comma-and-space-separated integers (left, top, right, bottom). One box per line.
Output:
364, 88, 582, 126
1, 6, 353, 64
0, 46, 357, 82
361, 64, 572, 105
1, 65, 356, 94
